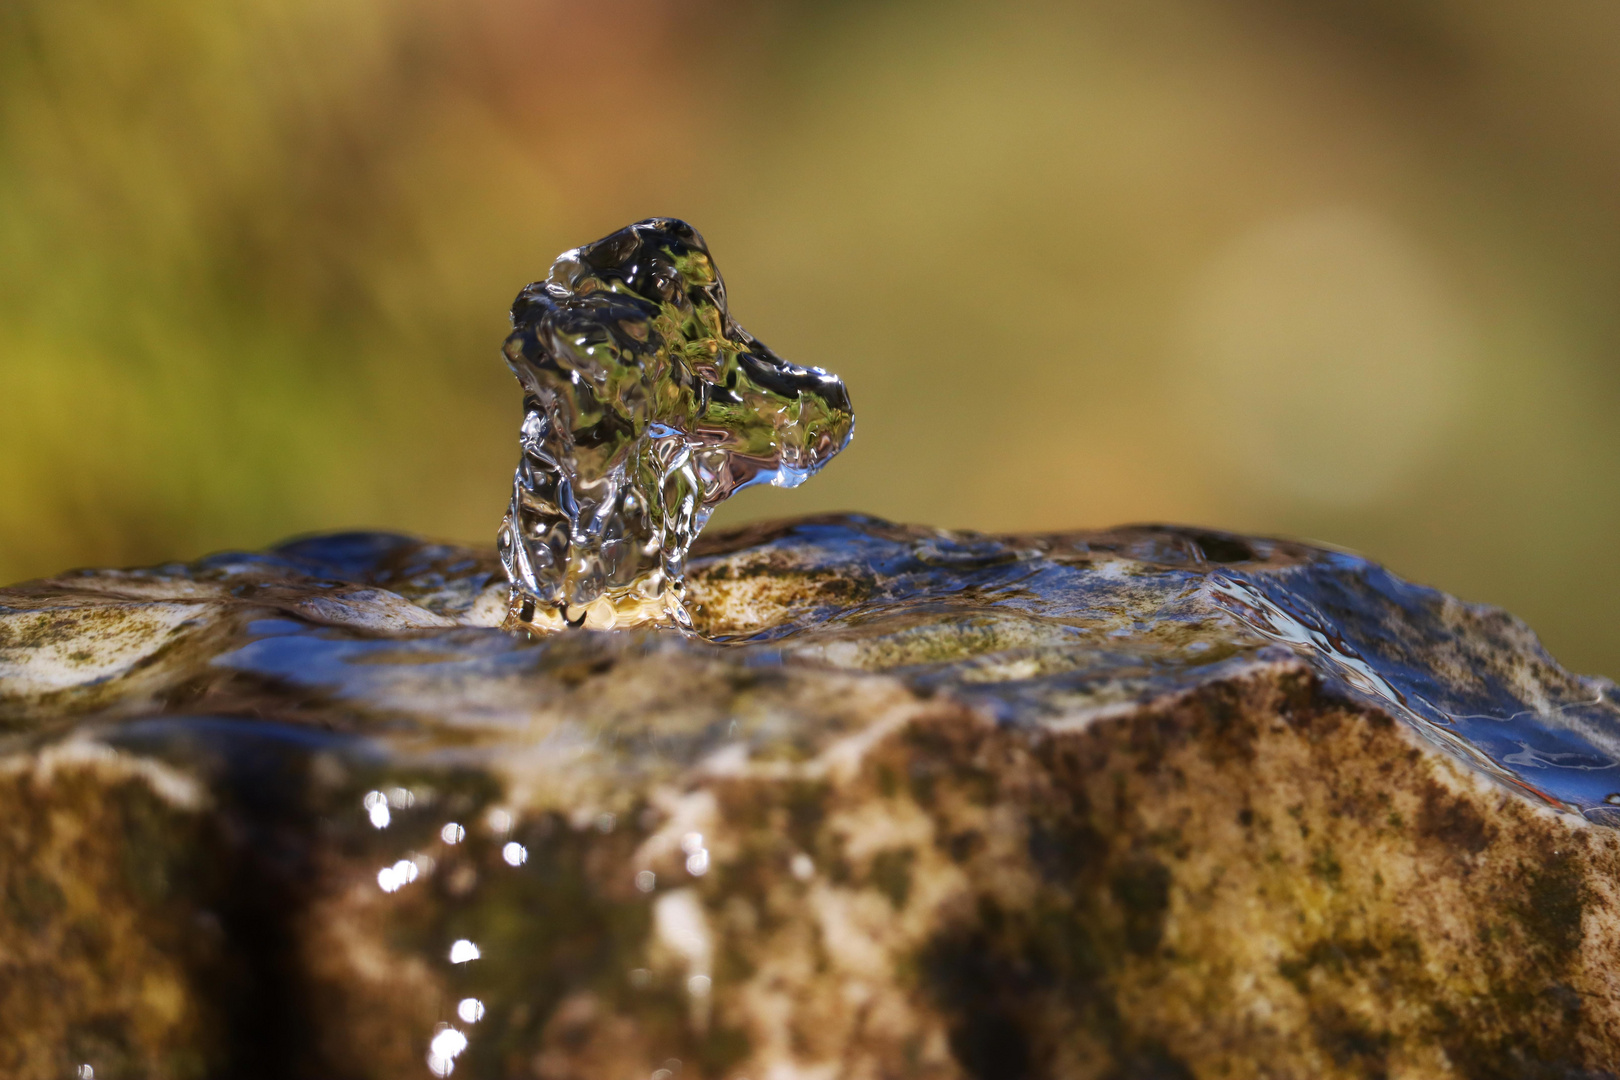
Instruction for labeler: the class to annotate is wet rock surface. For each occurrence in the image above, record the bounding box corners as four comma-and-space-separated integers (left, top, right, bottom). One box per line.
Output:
3, 515, 1620, 1079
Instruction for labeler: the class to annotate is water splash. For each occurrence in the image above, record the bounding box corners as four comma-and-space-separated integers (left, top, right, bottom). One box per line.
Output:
496, 219, 854, 631
1206, 565, 1620, 822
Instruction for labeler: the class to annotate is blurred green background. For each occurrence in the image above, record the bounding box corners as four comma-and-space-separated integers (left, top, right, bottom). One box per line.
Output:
4, 1, 1620, 675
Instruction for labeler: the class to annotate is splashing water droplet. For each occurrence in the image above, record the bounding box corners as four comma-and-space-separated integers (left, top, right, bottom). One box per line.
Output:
427, 1027, 469, 1077
363, 790, 390, 829
498, 218, 854, 631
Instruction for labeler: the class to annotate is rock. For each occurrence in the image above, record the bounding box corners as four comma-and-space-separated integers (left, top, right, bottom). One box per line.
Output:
3, 515, 1620, 1079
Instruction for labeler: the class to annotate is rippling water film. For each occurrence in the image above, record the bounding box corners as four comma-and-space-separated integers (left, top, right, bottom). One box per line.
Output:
497, 219, 854, 632
8, 517, 1618, 820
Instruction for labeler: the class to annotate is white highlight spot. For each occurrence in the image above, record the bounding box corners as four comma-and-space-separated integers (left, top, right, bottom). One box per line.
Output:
685, 849, 710, 877
487, 808, 513, 835
427, 1027, 469, 1076
790, 854, 814, 881
502, 842, 528, 867
430, 1028, 468, 1057
688, 974, 712, 997
680, 832, 704, 854
449, 939, 480, 964
635, 869, 657, 893
78, 1067, 94, 1080
441, 822, 466, 844
456, 997, 485, 1024
363, 791, 391, 829
377, 858, 420, 893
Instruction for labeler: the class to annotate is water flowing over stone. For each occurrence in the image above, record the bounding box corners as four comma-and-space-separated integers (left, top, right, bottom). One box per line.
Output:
497, 219, 853, 631
4, 516, 1620, 1077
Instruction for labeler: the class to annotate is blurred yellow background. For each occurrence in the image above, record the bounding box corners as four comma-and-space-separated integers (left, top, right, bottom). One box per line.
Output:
5, 1, 1620, 675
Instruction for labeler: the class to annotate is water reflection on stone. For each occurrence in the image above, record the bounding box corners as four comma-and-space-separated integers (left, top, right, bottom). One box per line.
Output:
427, 1027, 469, 1077
364, 789, 392, 829
377, 859, 418, 893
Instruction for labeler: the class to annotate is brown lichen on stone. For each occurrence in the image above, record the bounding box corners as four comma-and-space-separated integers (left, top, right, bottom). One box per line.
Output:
0, 745, 228, 1079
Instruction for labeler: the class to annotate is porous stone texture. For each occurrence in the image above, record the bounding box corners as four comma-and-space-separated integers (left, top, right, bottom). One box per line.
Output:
3, 516, 1620, 1079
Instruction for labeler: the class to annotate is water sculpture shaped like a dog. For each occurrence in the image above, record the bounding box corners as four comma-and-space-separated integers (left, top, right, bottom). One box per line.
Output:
497, 219, 854, 630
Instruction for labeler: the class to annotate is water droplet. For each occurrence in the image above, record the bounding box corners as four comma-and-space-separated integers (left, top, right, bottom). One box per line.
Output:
441, 822, 465, 844
502, 842, 528, 866
377, 859, 418, 893
449, 939, 480, 964
456, 997, 485, 1024
363, 790, 390, 829
427, 1027, 469, 1077
430, 1028, 468, 1057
